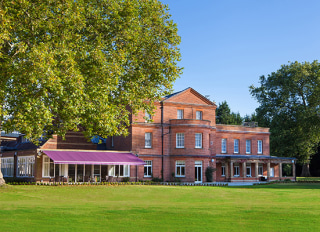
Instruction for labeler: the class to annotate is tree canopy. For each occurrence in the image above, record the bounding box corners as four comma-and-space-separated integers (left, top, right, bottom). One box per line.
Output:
250, 61, 320, 175
0, 0, 182, 141
216, 101, 242, 125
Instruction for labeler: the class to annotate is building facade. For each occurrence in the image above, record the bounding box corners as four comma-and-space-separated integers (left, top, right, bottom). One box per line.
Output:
0, 88, 296, 183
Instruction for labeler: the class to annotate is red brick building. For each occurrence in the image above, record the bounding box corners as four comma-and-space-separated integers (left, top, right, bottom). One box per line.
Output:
0, 88, 296, 183
108, 87, 296, 182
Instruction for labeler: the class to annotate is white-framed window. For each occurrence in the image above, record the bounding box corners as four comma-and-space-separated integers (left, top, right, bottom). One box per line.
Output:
177, 109, 184, 119
221, 165, 225, 176
56, 164, 68, 177
144, 160, 152, 177
145, 132, 152, 148
1, 157, 14, 177
258, 164, 263, 176
234, 139, 239, 153
221, 138, 227, 153
176, 160, 185, 177
270, 167, 274, 177
43, 155, 54, 177
17, 156, 35, 177
195, 133, 202, 148
176, 133, 185, 148
108, 165, 130, 177
234, 164, 240, 177
196, 111, 203, 120
145, 111, 152, 122
257, 140, 263, 154
246, 164, 251, 177
246, 140, 251, 154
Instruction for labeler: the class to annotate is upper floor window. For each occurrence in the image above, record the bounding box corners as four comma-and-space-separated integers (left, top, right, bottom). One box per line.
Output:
246, 140, 251, 154
145, 111, 152, 122
176, 133, 185, 148
177, 109, 184, 119
257, 140, 263, 154
221, 138, 227, 153
195, 133, 202, 148
234, 139, 239, 153
145, 133, 152, 148
196, 111, 203, 120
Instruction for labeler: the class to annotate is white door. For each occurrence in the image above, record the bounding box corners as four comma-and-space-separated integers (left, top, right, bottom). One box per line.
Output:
195, 161, 202, 183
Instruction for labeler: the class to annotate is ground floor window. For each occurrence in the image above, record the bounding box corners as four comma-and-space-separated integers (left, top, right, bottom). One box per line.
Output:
221, 165, 225, 176
234, 164, 240, 177
43, 155, 54, 177
258, 164, 263, 176
246, 164, 251, 177
1, 157, 14, 177
17, 156, 35, 177
108, 165, 130, 177
144, 161, 152, 177
270, 167, 274, 177
176, 160, 185, 177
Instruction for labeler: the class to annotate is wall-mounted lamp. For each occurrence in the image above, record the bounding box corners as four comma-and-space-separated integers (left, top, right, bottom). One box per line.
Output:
211, 159, 214, 163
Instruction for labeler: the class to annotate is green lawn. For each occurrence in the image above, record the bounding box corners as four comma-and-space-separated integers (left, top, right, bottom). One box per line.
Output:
1, 183, 320, 232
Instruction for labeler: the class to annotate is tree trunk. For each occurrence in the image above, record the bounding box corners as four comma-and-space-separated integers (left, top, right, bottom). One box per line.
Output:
300, 163, 312, 177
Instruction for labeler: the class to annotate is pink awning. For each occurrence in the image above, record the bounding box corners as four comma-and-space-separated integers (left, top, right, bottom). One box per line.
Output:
42, 150, 145, 165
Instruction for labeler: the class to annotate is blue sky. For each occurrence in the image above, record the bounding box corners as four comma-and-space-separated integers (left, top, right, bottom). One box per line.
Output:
161, 0, 320, 116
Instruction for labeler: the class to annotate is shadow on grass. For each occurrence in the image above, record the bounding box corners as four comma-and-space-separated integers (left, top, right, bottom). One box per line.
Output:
230, 182, 320, 190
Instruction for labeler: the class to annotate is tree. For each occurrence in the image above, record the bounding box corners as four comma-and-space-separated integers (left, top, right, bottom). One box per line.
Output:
216, 101, 242, 125
0, 0, 181, 140
0, 0, 181, 183
250, 61, 320, 176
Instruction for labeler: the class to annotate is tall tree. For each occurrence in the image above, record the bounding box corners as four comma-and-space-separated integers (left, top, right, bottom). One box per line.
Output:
0, 0, 181, 140
216, 101, 242, 125
0, 0, 181, 183
250, 61, 320, 176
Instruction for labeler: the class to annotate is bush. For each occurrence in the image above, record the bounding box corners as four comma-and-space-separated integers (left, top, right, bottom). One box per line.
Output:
152, 177, 163, 182
205, 167, 216, 182
122, 177, 130, 182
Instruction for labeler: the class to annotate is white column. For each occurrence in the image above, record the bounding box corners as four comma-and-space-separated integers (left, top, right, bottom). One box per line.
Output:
225, 162, 229, 180
267, 162, 270, 180
255, 162, 259, 178
279, 162, 282, 179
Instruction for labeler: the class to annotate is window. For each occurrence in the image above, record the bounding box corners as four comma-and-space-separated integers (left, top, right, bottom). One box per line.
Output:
257, 140, 263, 154
258, 164, 263, 176
145, 111, 152, 122
144, 161, 152, 177
234, 139, 239, 153
177, 109, 184, 119
196, 111, 203, 120
234, 164, 240, 177
176, 133, 185, 148
246, 140, 251, 154
221, 165, 225, 176
17, 156, 35, 177
246, 164, 251, 177
176, 161, 185, 177
221, 139, 227, 153
195, 133, 202, 148
145, 132, 152, 148
1, 157, 14, 177
111, 136, 114, 148
43, 155, 54, 177
270, 168, 274, 177
108, 165, 130, 177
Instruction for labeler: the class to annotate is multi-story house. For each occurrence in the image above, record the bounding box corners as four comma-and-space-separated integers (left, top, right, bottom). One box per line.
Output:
109, 87, 296, 182
0, 88, 296, 183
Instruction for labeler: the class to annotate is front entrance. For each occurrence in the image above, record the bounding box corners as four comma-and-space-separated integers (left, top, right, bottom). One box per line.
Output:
195, 161, 202, 183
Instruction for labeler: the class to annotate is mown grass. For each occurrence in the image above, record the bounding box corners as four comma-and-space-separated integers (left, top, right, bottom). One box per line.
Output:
1, 183, 320, 232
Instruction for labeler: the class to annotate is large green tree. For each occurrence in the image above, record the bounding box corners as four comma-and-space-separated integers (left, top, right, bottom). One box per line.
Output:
250, 61, 320, 176
0, 0, 181, 184
216, 101, 242, 125
0, 0, 181, 140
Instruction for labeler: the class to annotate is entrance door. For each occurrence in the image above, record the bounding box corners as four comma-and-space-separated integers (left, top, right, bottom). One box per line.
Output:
195, 161, 202, 183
